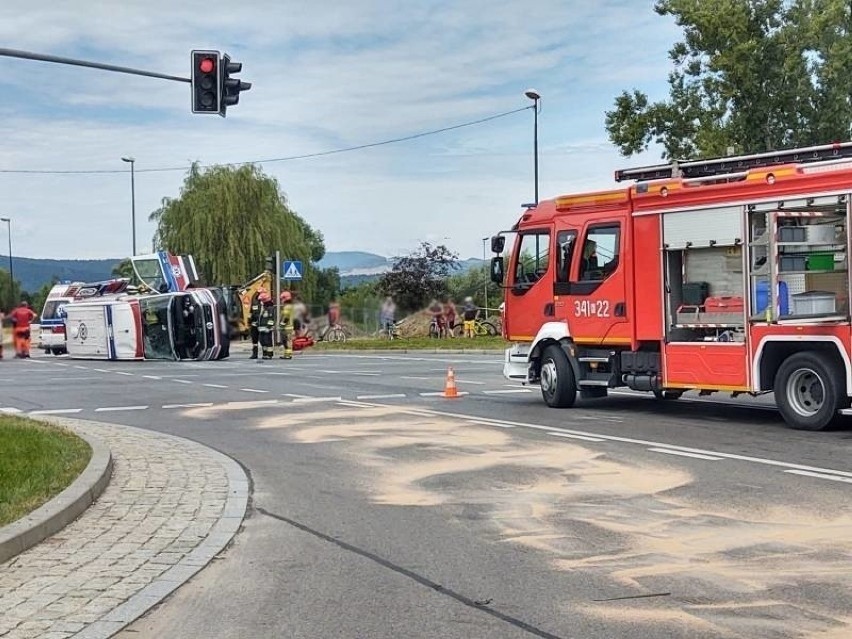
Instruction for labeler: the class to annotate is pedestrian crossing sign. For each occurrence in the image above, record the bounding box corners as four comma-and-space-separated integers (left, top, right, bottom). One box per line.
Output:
282, 260, 303, 280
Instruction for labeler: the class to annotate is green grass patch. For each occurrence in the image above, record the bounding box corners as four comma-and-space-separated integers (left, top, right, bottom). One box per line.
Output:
0, 417, 91, 526
312, 336, 507, 351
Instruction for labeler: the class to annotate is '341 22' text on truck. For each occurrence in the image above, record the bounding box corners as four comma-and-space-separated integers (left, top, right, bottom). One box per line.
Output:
492, 142, 852, 431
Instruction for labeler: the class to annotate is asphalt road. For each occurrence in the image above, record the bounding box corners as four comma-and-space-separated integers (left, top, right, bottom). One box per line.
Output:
3, 349, 852, 639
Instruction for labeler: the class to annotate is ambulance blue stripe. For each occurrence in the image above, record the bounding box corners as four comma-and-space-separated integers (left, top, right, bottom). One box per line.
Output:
160, 251, 179, 292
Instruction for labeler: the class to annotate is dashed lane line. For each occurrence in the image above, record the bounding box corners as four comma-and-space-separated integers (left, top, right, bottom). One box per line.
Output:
292, 396, 344, 404
483, 389, 533, 394
162, 403, 214, 409
419, 391, 470, 397
240, 388, 269, 393
173, 379, 193, 384
28, 408, 83, 415
94, 405, 148, 412
143, 375, 162, 380
203, 383, 228, 388
114, 371, 134, 376
356, 393, 407, 400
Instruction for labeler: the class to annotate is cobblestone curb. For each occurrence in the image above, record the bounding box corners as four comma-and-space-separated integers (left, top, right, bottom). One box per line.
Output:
0, 419, 249, 639
0, 427, 113, 565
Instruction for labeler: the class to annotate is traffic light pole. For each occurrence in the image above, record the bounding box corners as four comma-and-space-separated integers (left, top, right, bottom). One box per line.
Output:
0, 48, 190, 83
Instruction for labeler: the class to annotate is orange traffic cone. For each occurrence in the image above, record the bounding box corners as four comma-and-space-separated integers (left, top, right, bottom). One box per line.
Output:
443, 366, 459, 398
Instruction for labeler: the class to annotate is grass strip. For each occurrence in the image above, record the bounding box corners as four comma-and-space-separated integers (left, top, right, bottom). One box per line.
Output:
0, 416, 91, 526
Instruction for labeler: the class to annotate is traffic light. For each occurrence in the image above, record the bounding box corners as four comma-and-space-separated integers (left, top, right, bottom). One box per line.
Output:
219, 53, 252, 117
191, 50, 221, 114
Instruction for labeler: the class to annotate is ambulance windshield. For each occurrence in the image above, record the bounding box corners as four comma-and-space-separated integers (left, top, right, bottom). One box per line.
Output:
132, 257, 169, 294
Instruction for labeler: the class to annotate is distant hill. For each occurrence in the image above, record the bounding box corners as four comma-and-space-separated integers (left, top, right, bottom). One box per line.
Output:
5, 251, 485, 293
1, 255, 121, 293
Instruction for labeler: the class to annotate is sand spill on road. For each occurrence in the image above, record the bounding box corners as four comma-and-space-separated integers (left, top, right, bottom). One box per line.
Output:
248, 404, 852, 638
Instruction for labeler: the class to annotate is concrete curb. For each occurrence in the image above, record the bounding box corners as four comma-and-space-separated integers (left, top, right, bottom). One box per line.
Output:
71, 422, 250, 639
309, 349, 503, 355
0, 423, 113, 565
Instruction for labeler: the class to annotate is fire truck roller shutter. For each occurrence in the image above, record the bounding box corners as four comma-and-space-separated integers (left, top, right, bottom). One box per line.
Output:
662, 206, 742, 249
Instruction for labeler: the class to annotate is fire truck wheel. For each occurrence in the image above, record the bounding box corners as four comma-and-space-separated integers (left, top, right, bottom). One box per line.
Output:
540, 344, 577, 408
774, 353, 842, 431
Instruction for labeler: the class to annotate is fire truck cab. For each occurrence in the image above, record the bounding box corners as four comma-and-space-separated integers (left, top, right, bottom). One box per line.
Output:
493, 142, 852, 431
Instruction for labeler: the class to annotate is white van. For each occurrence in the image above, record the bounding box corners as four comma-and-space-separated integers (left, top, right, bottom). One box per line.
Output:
39, 282, 83, 355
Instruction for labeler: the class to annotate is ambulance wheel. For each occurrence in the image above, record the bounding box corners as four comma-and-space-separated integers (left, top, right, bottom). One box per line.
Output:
653, 390, 683, 400
540, 344, 577, 408
775, 352, 841, 431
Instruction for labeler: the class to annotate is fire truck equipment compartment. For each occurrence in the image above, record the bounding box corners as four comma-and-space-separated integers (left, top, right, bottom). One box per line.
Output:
779, 227, 806, 243
780, 256, 807, 272
704, 296, 745, 313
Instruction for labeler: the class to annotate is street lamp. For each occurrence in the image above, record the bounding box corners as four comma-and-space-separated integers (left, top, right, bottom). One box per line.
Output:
121, 157, 137, 256
524, 88, 541, 204
0, 217, 12, 301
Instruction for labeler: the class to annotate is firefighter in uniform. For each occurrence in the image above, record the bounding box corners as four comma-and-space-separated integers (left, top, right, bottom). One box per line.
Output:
278, 291, 295, 359
257, 291, 276, 360
249, 290, 264, 359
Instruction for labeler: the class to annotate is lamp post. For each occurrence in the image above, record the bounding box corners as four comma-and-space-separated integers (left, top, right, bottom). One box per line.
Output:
524, 89, 541, 204
0, 217, 12, 302
121, 156, 137, 256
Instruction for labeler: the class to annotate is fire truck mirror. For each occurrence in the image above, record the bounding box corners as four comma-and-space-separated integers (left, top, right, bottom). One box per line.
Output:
490, 256, 505, 284
490, 235, 505, 254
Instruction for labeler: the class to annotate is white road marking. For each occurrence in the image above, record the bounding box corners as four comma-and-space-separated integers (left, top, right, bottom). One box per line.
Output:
74, 365, 88, 370
162, 403, 214, 409
455, 379, 486, 385
54, 363, 69, 367
648, 448, 722, 461
483, 389, 533, 394
240, 388, 269, 393
351, 372, 381, 376
114, 371, 134, 376
93, 368, 110, 373
173, 379, 192, 384
784, 470, 852, 484
143, 375, 162, 380
419, 391, 470, 397
0, 407, 22, 414
29, 408, 83, 415
282, 393, 310, 398
356, 393, 407, 400
204, 383, 228, 388
549, 432, 605, 442
402, 376, 431, 380
292, 396, 344, 404
95, 406, 148, 412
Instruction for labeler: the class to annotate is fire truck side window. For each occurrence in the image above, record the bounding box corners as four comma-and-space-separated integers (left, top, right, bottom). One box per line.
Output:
556, 231, 576, 282
514, 232, 551, 287
579, 225, 620, 281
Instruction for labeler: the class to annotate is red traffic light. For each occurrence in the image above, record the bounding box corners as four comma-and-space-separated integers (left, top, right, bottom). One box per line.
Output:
199, 58, 214, 73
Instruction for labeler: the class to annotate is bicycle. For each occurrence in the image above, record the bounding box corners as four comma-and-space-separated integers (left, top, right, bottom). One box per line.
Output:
428, 317, 446, 338
321, 323, 347, 342
383, 320, 400, 339
453, 317, 498, 337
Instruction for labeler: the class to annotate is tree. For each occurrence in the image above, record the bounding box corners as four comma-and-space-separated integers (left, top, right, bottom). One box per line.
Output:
0, 269, 20, 312
111, 259, 134, 279
605, 0, 852, 159
376, 242, 459, 313
446, 263, 501, 313
150, 163, 325, 300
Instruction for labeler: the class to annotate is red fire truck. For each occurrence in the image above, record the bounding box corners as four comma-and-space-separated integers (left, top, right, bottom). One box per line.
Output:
491, 142, 852, 430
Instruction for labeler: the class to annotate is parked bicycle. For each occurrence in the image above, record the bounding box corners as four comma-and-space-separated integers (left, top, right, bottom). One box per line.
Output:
452, 317, 498, 337
383, 320, 401, 340
428, 317, 447, 338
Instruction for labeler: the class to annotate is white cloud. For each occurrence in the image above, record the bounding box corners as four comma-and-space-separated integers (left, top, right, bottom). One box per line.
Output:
0, 0, 680, 264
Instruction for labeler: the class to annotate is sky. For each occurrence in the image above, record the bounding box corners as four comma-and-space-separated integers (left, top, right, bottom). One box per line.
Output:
0, 1, 680, 262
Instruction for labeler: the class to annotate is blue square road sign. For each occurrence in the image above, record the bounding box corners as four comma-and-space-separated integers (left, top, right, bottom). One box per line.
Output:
282, 260, 303, 280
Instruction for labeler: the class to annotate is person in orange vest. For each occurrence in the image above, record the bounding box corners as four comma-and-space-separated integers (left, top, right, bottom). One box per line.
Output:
9, 301, 37, 358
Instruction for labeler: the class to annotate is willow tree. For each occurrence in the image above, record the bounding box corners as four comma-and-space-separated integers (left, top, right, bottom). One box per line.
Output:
605, 0, 852, 159
150, 163, 325, 298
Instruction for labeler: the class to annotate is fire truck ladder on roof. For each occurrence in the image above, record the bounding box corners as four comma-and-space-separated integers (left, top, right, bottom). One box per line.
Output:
614, 141, 852, 183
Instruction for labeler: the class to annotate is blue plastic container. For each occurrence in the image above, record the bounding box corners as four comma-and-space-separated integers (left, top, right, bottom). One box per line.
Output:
754, 280, 789, 316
